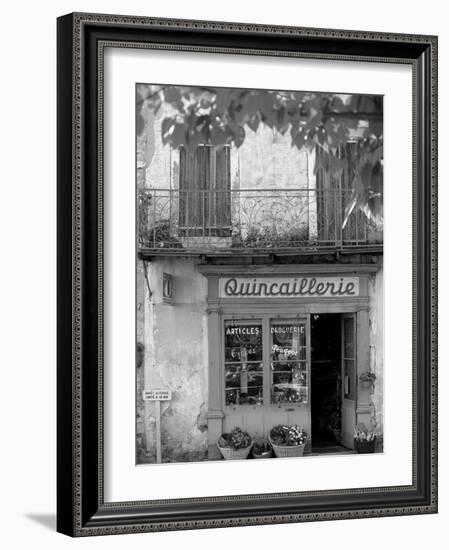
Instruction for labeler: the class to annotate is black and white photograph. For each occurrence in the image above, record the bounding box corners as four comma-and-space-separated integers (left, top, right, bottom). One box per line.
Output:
0, 0, 442, 545
135, 84, 384, 464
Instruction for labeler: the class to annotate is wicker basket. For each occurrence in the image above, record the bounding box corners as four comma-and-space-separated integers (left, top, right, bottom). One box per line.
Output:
269, 437, 306, 458
354, 438, 376, 454
217, 442, 253, 460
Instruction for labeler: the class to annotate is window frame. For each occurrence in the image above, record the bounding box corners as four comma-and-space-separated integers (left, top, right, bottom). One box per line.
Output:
269, 317, 310, 406
221, 313, 311, 412
223, 318, 265, 407
178, 143, 231, 236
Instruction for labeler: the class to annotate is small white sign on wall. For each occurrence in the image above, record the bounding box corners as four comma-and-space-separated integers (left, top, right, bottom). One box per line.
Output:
143, 389, 172, 401
142, 388, 172, 463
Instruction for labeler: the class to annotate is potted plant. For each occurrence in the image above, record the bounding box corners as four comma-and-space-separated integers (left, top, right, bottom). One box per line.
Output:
353, 427, 377, 453
329, 410, 341, 444
269, 424, 308, 457
252, 436, 273, 459
323, 393, 341, 444
359, 371, 376, 389
217, 427, 253, 460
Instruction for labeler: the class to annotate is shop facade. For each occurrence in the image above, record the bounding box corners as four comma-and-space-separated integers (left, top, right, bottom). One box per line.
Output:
199, 263, 381, 458
136, 256, 383, 463
136, 96, 383, 463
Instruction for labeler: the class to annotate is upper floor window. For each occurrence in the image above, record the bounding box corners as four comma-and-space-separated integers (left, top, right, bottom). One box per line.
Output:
179, 144, 231, 236
316, 141, 371, 244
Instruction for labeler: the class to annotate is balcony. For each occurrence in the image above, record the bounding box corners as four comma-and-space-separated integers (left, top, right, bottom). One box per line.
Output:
138, 188, 382, 257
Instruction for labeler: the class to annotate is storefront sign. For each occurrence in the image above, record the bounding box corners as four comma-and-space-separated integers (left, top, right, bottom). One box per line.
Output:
219, 277, 359, 298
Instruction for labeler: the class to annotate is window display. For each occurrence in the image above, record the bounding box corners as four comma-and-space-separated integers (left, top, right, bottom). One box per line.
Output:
224, 321, 263, 405
271, 320, 308, 404
224, 318, 309, 407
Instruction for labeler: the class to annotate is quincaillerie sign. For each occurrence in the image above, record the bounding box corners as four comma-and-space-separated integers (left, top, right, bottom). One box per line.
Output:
219, 276, 359, 298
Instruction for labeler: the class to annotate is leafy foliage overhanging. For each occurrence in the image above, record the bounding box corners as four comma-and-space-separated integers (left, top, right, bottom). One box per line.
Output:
137, 86, 383, 228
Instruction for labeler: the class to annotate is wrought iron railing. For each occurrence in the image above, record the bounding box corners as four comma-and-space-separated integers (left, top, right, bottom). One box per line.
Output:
138, 188, 382, 253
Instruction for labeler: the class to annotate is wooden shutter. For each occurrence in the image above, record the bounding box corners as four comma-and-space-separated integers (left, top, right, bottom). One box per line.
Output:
179, 145, 211, 235
316, 142, 368, 246
214, 145, 231, 236
316, 146, 342, 245
341, 141, 365, 244
179, 144, 231, 238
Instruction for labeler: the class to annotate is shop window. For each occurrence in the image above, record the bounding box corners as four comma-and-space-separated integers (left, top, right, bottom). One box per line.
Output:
224, 320, 263, 406
271, 320, 308, 404
179, 144, 231, 236
223, 317, 309, 407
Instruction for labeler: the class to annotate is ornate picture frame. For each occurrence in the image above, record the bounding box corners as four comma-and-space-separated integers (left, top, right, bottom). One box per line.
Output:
57, 12, 437, 536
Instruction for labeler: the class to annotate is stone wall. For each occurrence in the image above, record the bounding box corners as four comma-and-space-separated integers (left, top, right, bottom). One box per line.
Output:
368, 262, 384, 448
137, 257, 209, 463
136, 99, 384, 461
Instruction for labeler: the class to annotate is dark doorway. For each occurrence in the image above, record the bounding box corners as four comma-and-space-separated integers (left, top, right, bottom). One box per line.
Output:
311, 314, 342, 451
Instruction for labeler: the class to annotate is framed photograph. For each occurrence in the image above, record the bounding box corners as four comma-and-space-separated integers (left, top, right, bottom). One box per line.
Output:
57, 12, 437, 536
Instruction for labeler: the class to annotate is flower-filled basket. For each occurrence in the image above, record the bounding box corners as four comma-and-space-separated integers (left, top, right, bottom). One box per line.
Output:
353, 428, 377, 453
269, 425, 308, 458
217, 427, 253, 460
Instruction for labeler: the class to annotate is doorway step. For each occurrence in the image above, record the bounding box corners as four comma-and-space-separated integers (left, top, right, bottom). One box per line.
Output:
309, 446, 356, 456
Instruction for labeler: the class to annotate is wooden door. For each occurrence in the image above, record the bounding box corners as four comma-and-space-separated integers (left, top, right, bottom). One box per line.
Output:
341, 313, 357, 448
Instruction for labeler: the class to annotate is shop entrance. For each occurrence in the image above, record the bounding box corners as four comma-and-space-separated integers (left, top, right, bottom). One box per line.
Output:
222, 315, 310, 441
311, 314, 344, 451
218, 310, 357, 456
